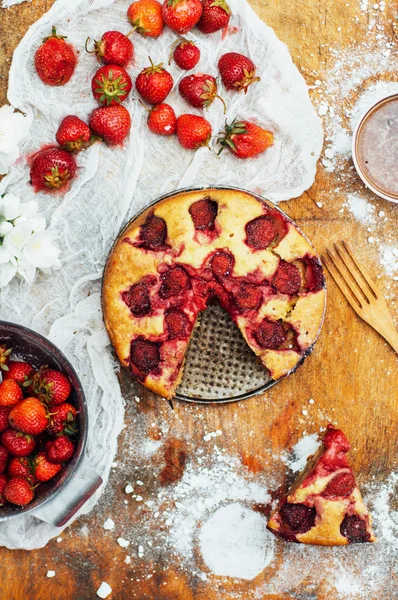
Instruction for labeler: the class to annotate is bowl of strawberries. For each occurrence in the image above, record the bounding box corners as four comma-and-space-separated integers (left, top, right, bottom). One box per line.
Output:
0, 321, 102, 526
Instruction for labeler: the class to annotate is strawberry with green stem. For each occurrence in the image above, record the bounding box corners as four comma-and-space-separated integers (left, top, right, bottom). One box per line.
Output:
92, 65, 132, 106
179, 74, 226, 112
218, 119, 274, 159
0, 345, 12, 373
29, 147, 77, 193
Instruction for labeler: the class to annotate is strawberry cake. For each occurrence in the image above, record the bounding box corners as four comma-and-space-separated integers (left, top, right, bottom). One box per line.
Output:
267, 425, 375, 546
102, 188, 326, 399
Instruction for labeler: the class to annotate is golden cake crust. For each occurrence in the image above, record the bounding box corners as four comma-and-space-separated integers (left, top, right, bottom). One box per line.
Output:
102, 188, 326, 399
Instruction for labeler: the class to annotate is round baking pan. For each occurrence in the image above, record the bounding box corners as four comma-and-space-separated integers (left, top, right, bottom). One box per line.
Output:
103, 186, 326, 404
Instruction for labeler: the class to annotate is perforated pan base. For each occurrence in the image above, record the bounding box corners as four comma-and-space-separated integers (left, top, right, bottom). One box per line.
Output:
105, 186, 325, 405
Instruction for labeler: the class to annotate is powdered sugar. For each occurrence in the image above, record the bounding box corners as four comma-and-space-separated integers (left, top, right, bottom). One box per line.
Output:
379, 245, 398, 279
346, 194, 376, 224
199, 504, 275, 580
282, 433, 321, 472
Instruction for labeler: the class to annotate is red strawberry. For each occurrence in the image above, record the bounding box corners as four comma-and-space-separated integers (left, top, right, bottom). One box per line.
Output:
159, 266, 190, 298
254, 319, 286, 350
1, 429, 36, 457
0, 474, 7, 505
122, 282, 151, 317
4, 477, 34, 506
139, 214, 168, 250
0, 379, 23, 407
45, 435, 75, 464
189, 198, 218, 230
127, 0, 164, 37
322, 473, 355, 499
165, 309, 189, 339
34, 26, 77, 87
197, 0, 231, 33
235, 283, 263, 311
0, 447, 8, 474
218, 52, 260, 93
55, 116, 92, 153
176, 114, 212, 149
46, 403, 78, 436
147, 103, 177, 136
0, 345, 12, 373
211, 251, 234, 278
245, 216, 277, 250
32, 368, 71, 405
130, 338, 161, 373
171, 39, 200, 70
162, 0, 203, 33
136, 58, 174, 105
3, 361, 35, 386
89, 105, 131, 145
92, 65, 132, 106
179, 74, 226, 112
30, 147, 77, 193
8, 398, 49, 435
0, 407, 11, 433
86, 31, 134, 67
34, 451, 62, 482
8, 457, 35, 483
272, 261, 301, 296
218, 119, 274, 159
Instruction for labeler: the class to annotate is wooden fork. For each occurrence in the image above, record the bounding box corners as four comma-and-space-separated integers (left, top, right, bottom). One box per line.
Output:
321, 240, 398, 354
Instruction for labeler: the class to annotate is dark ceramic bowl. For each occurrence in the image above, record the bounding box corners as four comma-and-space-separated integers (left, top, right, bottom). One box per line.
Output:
0, 322, 102, 527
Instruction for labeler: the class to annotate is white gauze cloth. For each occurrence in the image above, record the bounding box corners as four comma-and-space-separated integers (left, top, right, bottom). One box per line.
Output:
0, 0, 323, 549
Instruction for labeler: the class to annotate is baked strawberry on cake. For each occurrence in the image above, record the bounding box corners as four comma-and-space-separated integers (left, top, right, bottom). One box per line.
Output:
267, 425, 375, 546
102, 188, 326, 399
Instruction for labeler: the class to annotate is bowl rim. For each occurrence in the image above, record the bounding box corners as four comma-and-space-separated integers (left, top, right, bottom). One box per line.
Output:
0, 320, 87, 521
101, 185, 327, 404
352, 93, 398, 204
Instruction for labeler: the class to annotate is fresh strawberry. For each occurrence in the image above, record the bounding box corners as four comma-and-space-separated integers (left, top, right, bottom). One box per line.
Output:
218, 52, 260, 93
0, 447, 8, 474
179, 73, 226, 112
92, 65, 132, 106
0, 379, 23, 407
86, 31, 134, 66
46, 403, 78, 436
171, 39, 200, 70
162, 0, 203, 33
55, 116, 92, 153
147, 103, 177, 135
45, 435, 75, 464
197, 0, 231, 33
176, 114, 212, 149
89, 105, 132, 145
8, 398, 48, 435
127, 0, 164, 37
4, 477, 34, 506
0, 345, 12, 372
34, 26, 77, 86
0, 474, 7, 505
1, 430, 35, 457
33, 452, 62, 482
32, 368, 71, 406
8, 457, 35, 483
136, 58, 173, 105
3, 361, 35, 386
30, 147, 77, 193
218, 119, 274, 159
0, 407, 11, 433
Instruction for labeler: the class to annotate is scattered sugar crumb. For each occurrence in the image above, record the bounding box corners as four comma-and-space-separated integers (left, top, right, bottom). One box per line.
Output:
103, 518, 115, 531
346, 194, 375, 224
96, 582, 112, 599
125, 485, 134, 494
46, 571, 56, 578
56, 537, 62, 543
117, 537, 130, 548
203, 430, 223, 442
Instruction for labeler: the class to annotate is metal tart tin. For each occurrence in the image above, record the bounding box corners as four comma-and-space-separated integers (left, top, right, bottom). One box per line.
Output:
103, 186, 326, 405
0, 322, 102, 526
353, 93, 398, 204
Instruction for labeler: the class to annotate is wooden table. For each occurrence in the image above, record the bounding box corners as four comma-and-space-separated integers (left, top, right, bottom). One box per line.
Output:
0, 1, 397, 598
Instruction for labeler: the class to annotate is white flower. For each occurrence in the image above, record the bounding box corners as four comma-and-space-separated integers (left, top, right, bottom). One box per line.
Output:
0, 193, 22, 221
0, 105, 28, 176
0, 221, 13, 236
0, 246, 13, 264
0, 262, 17, 287
16, 257, 36, 285
23, 231, 61, 269
19, 200, 39, 220
3, 223, 33, 258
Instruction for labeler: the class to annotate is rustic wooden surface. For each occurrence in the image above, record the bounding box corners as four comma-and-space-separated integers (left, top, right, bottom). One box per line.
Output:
0, 1, 398, 599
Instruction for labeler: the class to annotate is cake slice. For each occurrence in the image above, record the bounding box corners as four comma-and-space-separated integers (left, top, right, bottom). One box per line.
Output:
267, 425, 375, 546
